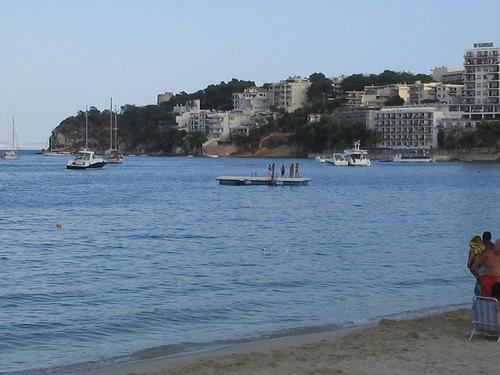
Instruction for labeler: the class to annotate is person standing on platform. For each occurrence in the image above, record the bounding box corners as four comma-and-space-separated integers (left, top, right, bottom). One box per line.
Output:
280, 164, 285, 178
289, 164, 294, 178
294, 163, 299, 178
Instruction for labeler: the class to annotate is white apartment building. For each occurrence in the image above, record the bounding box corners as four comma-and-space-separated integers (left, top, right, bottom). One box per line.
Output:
409, 82, 464, 105
460, 42, 500, 121
367, 106, 463, 149
232, 87, 271, 113
269, 77, 311, 112
175, 99, 263, 140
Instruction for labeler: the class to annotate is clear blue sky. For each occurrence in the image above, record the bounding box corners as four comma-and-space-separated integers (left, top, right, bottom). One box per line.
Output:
1, 0, 499, 146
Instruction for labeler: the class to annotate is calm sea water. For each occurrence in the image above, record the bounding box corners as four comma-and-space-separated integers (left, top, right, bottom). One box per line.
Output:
1, 152, 499, 373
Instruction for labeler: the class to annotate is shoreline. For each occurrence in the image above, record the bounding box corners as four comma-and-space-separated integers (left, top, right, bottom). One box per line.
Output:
35, 304, 465, 375
77, 305, 500, 375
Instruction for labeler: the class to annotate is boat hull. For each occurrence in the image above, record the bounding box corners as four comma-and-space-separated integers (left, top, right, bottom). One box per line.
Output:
324, 159, 348, 166
2, 152, 20, 160
66, 161, 107, 169
393, 154, 434, 163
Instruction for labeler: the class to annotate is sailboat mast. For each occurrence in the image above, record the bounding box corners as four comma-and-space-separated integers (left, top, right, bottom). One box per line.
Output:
110, 97, 113, 150
12, 116, 15, 151
85, 106, 88, 149
114, 109, 118, 152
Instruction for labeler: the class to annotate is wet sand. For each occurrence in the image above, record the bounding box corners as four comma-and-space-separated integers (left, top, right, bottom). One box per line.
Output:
85, 308, 500, 375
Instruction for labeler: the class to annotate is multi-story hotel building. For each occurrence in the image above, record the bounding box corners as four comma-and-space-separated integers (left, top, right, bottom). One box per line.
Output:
269, 77, 311, 112
367, 106, 462, 149
461, 42, 500, 121
232, 87, 271, 113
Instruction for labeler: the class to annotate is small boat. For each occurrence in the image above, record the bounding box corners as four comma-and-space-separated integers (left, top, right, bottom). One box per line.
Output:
67, 107, 107, 170
205, 154, 219, 158
3, 116, 20, 160
324, 153, 348, 166
104, 99, 123, 164
67, 149, 107, 169
104, 148, 123, 163
344, 141, 371, 167
393, 152, 434, 163
314, 156, 326, 163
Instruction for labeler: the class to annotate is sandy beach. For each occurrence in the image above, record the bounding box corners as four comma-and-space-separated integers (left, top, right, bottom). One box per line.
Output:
83, 308, 500, 375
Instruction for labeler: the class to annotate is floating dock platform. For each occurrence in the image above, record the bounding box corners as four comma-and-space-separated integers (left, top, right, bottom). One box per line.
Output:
216, 176, 310, 186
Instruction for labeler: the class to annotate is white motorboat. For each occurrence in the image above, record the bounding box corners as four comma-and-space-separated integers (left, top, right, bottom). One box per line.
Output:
67, 149, 107, 169
393, 152, 434, 163
343, 141, 371, 166
314, 155, 326, 163
67, 107, 107, 170
104, 98, 123, 164
324, 153, 348, 166
3, 116, 20, 160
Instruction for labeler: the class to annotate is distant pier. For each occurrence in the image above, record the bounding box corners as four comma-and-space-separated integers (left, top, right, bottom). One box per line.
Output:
216, 176, 310, 186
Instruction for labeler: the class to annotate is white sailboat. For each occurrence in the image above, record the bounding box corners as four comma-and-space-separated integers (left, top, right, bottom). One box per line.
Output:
67, 107, 107, 170
3, 116, 20, 160
104, 98, 123, 164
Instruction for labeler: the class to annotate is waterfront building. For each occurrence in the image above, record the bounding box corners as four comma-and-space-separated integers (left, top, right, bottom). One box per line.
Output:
269, 77, 311, 112
157, 91, 174, 105
459, 42, 500, 121
232, 87, 271, 113
331, 108, 372, 126
367, 106, 463, 149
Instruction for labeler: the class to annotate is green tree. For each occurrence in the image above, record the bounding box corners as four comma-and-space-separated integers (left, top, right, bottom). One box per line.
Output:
477, 121, 500, 150
183, 131, 207, 155
385, 95, 405, 106
308, 73, 335, 103
340, 70, 434, 92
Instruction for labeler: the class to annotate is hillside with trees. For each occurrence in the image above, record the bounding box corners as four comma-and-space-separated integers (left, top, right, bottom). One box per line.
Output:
51, 72, 499, 157
340, 70, 434, 92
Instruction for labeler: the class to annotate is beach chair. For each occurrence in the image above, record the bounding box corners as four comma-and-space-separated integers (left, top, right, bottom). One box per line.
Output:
468, 296, 500, 343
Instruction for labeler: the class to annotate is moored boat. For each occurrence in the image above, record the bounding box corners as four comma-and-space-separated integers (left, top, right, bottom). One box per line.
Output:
324, 153, 348, 166
67, 107, 107, 170
393, 152, 434, 163
104, 99, 123, 164
3, 116, 20, 160
67, 149, 107, 169
344, 141, 371, 166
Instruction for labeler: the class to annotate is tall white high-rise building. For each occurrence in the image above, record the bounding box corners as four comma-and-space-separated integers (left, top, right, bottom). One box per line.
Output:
462, 42, 500, 121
